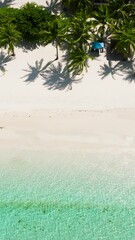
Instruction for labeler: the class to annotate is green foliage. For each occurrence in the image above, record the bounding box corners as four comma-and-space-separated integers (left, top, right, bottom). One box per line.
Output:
39, 17, 58, 44
62, 0, 92, 15
92, 4, 113, 40
0, 24, 22, 55
39, 15, 68, 44
15, 2, 52, 43
108, 0, 128, 19
67, 47, 90, 75
39, 15, 69, 59
0, 7, 18, 26
66, 12, 94, 50
112, 20, 135, 58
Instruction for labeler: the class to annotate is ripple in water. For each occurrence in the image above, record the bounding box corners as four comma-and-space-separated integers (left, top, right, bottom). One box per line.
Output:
0, 150, 135, 239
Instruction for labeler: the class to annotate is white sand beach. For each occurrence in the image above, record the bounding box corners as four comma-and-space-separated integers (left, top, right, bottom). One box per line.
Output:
0, 0, 135, 153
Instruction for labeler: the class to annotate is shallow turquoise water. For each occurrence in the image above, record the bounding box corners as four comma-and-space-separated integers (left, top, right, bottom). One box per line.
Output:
0, 150, 135, 239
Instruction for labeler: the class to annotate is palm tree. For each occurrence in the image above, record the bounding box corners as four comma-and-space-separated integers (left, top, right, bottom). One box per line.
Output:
61, 0, 92, 15
91, 4, 113, 41
126, 2, 135, 21
66, 46, 90, 75
112, 19, 135, 59
0, 24, 22, 56
108, 0, 129, 20
39, 15, 69, 60
66, 12, 94, 50
63, 12, 95, 75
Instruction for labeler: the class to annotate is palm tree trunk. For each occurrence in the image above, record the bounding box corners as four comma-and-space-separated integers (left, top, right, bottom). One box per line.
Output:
129, 44, 134, 60
55, 39, 59, 60
8, 42, 15, 56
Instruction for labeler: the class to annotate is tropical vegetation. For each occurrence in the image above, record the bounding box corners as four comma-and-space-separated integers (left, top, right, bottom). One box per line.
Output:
0, 0, 134, 75
0, 24, 22, 56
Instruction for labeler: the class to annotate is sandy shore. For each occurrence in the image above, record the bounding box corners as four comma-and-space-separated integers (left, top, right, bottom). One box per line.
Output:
0, 109, 135, 152
0, 0, 135, 153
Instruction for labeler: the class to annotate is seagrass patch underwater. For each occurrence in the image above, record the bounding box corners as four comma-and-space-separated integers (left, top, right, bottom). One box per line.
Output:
0, 150, 135, 239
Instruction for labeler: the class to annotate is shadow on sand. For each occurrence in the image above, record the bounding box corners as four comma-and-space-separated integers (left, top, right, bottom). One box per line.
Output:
41, 62, 82, 90
99, 60, 135, 82
106, 44, 125, 62
0, 51, 14, 76
19, 41, 40, 53
0, 0, 15, 7
98, 61, 123, 80
119, 60, 135, 83
21, 59, 55, 83
22, 59, 82, 90
98, 44, 135, 81
45, 0, 62, 14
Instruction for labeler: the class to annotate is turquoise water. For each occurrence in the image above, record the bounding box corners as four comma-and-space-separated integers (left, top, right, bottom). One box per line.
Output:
0, 150, 135, 239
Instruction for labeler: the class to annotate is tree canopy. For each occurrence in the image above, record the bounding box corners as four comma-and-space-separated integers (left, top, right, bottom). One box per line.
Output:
0, 0, 134, 74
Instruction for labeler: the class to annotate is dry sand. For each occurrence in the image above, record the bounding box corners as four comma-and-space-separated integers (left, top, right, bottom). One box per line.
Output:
0, 0, 135, 152
0, 109, 135, 153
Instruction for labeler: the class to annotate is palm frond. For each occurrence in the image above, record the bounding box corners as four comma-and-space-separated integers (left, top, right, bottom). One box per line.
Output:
66, 47, 91, 75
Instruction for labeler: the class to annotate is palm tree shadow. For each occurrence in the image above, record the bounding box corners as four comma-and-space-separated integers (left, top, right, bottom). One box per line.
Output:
99, 59, 135, 82
98, 60, 126, 80
0, 0, 15, 7
41, 62, 82, 90
118, 60, 135, 82
19, 41, 40, 53
21, 59, 55, 83
45, 0, 61, 14
0, 51, 13, 76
